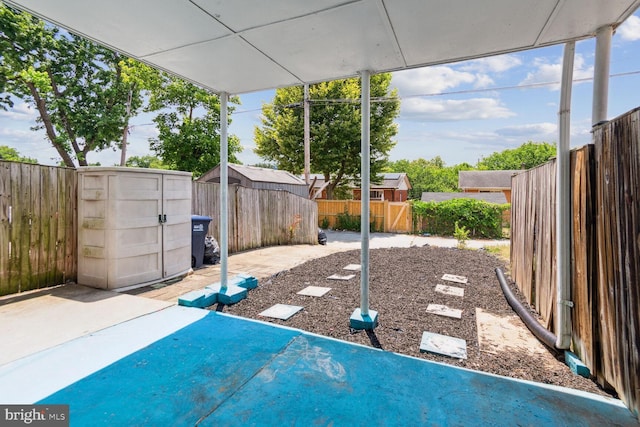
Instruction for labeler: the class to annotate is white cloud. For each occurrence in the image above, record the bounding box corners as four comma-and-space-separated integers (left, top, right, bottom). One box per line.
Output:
495, 122, 557, 138
473, 74, 494, 89
0, 102, 38, 121
0, 127, 42, 142
130, 123, 159, 139
519, 54, 593, 90
392, 66, 476, 95
618, 15, 640, 41
459, 54, 523, 73
392, 54, 523, 96
401, 97, 516, 121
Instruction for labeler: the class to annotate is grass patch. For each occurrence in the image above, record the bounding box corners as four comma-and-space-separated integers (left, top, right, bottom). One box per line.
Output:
483, 244, 510, 265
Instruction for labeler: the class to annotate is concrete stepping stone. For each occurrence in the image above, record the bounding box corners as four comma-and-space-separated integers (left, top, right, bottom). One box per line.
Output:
259, 304, 303, 320
420, 331, 467, 359
441, 274, 468, 284
435, 284, 465, 297
297, 286, 331, 297
475, 308, 548, 356
426, 304, 462, 319
327, 274, 356, 281
343, 264, 361, 271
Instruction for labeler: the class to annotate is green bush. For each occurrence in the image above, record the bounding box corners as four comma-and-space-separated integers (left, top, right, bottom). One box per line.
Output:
320, 217, 330, 230
454, 221, 470, 248
334, 210, 380, 232
412, 199, 508, 239
335, 210, 361, 231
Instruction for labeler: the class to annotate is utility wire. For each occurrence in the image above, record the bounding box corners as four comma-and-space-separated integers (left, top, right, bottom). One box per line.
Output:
232, 69, 640, 114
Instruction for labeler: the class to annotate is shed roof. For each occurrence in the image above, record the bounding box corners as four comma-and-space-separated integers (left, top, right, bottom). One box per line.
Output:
230, 164, 305, 185
6, 0, 639, 95
421, 192, 508, 204
458, 170, 522, 190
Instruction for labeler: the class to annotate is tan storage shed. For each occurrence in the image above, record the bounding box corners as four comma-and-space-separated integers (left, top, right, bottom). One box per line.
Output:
77, 167, 192, 290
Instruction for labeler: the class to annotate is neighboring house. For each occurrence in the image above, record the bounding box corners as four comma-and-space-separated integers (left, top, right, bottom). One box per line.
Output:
353, 173, 411, 201
308, 173, 411, 201
421, 192, 507, 204
198, 163, 309, 198
458, 170, 521, 203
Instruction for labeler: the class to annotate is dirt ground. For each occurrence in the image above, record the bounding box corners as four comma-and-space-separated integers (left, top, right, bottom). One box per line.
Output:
217, 245, 611, 397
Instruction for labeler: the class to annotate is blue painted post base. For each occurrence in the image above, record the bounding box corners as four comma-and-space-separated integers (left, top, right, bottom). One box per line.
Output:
565, 351, 590, 378
229, 274, 259, 290
206, 283, 248, 305
178, 289, 218, 308
349, 308, 379, 330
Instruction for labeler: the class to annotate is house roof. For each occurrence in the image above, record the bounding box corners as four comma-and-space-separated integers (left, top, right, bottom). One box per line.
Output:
373, 173, 411, 190
458, 170, 522, 190
309, 173, 410, 190
6, 1, 639, 95
421, 192, 507, 204
201, 163, 306, 185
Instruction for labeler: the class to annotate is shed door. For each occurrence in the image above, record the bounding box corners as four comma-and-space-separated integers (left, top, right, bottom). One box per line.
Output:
110, 172, 163, 287
162, 173, 191, 277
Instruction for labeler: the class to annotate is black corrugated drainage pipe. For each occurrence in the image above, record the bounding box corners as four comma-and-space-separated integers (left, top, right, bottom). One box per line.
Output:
495, 268, 558, 351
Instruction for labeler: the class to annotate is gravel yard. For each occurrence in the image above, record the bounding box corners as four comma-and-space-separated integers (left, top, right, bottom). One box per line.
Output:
216, 245, 610, 397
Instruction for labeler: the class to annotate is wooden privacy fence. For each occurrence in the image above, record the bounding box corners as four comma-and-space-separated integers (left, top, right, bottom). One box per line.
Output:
192, 182, 319, 253
317, 199, 412, 233
593, 109, 639, 416
1, 165, 318, 296
0, 161, 77, 296
510, 107, 640, 416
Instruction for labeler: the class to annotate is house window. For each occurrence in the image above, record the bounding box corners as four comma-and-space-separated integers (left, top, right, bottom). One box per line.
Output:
370, 190, 383, 201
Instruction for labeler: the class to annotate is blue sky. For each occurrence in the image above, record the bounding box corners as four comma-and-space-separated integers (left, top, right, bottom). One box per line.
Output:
2, 13, 640, 168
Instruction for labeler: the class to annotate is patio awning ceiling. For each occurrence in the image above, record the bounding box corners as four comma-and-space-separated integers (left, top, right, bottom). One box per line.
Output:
5, 0, 640, 94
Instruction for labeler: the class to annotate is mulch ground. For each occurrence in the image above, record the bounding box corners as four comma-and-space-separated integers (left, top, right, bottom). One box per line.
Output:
215, 245, 610, 397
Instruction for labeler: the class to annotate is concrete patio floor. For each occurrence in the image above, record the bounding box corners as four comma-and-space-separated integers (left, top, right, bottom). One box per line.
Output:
1, 232, 637, 425
1, 307, 636, 426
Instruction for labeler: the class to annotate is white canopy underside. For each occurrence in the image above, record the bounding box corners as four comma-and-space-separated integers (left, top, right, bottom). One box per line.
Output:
6, 0, 640, 94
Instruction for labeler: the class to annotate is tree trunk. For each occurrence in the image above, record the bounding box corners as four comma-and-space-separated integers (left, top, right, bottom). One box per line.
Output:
47, 69, 83, 165
120, 88, 133, 166
27, 82, 76, 167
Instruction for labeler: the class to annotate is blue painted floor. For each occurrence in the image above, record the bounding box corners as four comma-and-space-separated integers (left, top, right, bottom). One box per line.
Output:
35, 310, 637, 426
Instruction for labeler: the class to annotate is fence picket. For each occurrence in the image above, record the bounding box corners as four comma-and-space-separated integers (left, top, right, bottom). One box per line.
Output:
511, 107, 639, 415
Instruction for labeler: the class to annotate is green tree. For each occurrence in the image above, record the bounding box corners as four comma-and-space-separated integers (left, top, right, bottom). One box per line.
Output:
477, 141, 556, 170
117, 59, 161, 165
251, 162, 277, 169
147, 77, 242, 178
387, 157, 474, 199
0, 5, 157, 167
0, 145, 37, 163
125, 155, 168, 169
254, 74, 400, 199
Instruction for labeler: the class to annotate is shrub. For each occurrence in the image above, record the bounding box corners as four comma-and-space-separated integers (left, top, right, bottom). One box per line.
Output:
335, 210, 380, 232
412, 199, 508, 239
335, 210, 361, 231
320, 216, 330, 230
454, 221, 470, 248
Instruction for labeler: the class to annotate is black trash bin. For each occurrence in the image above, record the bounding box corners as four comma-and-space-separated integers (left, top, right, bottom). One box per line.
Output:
191, 215, 212, 268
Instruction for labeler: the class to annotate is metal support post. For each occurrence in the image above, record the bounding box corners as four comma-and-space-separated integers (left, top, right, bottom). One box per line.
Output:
556, 42, 575, 349
220, 92, 229, 291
